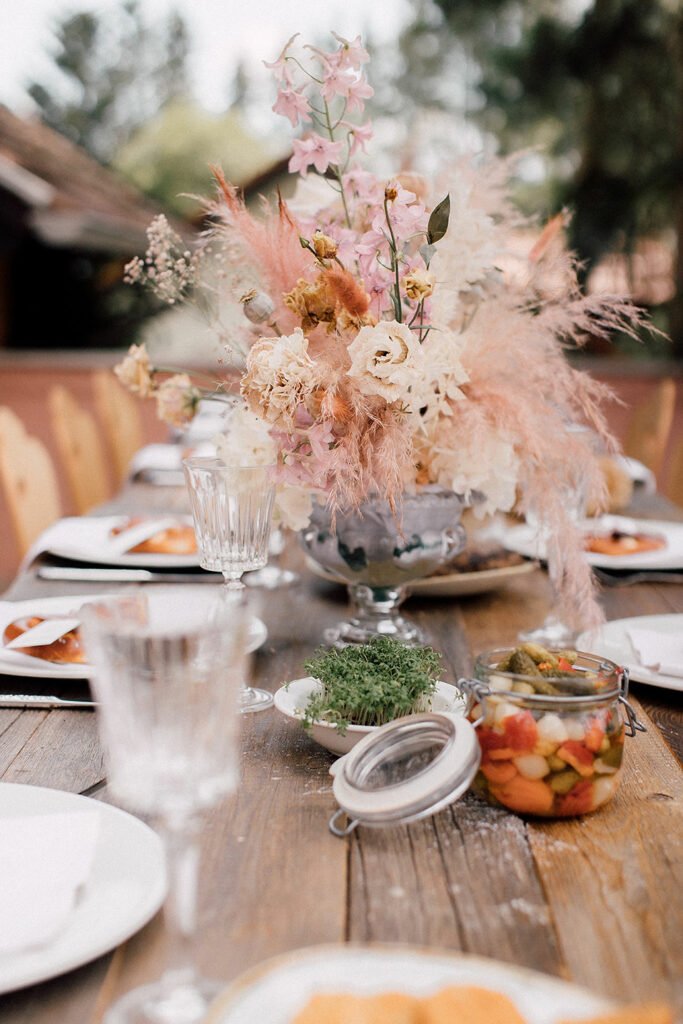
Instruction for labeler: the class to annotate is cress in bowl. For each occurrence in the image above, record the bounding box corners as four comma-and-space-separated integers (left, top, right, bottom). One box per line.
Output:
274, 636, 466, 755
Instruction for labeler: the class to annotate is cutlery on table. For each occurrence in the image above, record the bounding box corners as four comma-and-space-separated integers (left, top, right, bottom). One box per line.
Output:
0, 693, 96, 710
593, 567, 683, 587
37, 567, 216, 584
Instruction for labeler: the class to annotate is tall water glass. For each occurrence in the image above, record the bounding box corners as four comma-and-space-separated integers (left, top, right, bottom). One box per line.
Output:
81, 588, 248, 1024
183, 458, 276, 712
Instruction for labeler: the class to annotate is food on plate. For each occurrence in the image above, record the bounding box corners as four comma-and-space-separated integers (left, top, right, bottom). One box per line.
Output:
110, 517, 197, 554
583, 529, 666, 557
559, 1006, 673, 1024
418, 986, 527, 1024
300, 636, 441, 734
2, 616, 85, 664
293, 992, 418, 1023
431, 543, 526, 577
292, 986, 672, 1024
469, 643, 625, 817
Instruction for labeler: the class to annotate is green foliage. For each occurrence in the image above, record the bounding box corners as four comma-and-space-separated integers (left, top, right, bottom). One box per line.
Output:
405, 0, 683, 352
302, 636, 441, 734
114, 99, 277, 216
27, 0, 191, 165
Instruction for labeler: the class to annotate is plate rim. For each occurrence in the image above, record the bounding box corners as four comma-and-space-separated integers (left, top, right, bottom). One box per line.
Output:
204, 942, 615, 1024
46, 514, 201, 569
0, 596, 267, 678
304, 554, 538, 596
504, 516, 683, 570
578, 612, 683, 693
0, 781, 166, 994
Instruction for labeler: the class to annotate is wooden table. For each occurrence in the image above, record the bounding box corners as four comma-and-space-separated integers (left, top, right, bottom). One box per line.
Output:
1, 486, 681, 1023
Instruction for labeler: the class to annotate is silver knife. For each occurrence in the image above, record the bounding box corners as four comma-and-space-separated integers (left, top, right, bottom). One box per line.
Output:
37, 566, 217, 584
0, 693, 96, 709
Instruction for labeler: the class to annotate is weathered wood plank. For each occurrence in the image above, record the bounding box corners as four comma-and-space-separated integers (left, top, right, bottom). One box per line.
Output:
527, 699, 683, 1013
0, 711, 103, 793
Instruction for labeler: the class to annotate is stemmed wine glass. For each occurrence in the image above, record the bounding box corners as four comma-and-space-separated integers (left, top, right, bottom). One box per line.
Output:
183, 457, 275, 712
81, 588, 249, 1024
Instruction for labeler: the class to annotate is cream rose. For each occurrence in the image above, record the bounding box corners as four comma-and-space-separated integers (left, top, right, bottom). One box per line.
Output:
154, 374, 199, 428
242, 328, 319, 424
346, 320, 425, 410
114, 343, 154, 397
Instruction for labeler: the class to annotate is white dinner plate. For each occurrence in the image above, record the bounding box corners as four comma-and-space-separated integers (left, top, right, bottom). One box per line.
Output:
45, 515, 201, 569
578, 613, 683, 693
0, 782, 166, 994
0, 595, 268, 680
274, 678, 466, 755
304, 555, 538, 597
502, 515, 683, 570
205, 944, 613, 1024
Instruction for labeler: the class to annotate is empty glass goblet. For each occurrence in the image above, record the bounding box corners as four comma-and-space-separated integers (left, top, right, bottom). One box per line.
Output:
183, 457, 275, 713
81, 588, 248, 1024
183, 458, 276, 593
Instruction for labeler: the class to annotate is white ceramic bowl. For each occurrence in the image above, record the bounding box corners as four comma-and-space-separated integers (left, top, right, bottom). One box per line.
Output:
273, 676, 466, 755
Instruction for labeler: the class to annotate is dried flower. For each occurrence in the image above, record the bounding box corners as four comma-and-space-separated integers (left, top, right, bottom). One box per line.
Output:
347, 320, 425, 410
242, 328, 320, 424
403, 269, 435, 302
283, 276, 337, 333
114, 343, 154, 397
124, 216, 198, 305
155, 374, 200, 427
241, 290, 276, 324
311, 231, 338, 260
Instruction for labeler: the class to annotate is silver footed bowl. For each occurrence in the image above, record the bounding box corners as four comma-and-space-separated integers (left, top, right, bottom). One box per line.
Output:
299, 487, 465, 645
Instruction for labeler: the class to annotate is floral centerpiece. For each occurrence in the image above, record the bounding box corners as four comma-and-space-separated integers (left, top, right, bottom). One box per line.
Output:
116, 32, 650, 631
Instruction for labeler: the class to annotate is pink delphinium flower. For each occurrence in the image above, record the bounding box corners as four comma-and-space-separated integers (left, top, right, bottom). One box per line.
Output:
331, 33, 370, 71
289, 135, 345, 176
263, 33, 298, 84
342, 121, 373, 156
272, 87, 311, 127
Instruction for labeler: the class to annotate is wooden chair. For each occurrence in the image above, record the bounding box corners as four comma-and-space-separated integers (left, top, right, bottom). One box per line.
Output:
92, 370, 144, 485
623, 378, 676, 478
0, 407, 62, 556
666, 436, 683, 509
49, 385, 111, 514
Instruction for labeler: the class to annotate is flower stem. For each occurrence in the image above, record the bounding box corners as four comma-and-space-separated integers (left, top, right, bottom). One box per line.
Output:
322, 99, 352, 229
383, 197, 402, 323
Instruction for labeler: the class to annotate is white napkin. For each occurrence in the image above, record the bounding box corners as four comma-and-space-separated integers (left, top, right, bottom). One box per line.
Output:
128, 442, 215, 480
0, 810, 100, 955
627, 628, 683, 678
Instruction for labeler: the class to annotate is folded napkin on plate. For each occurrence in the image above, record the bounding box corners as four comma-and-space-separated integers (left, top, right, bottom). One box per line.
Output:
0, 810, 99, 955
627, 628, 683, 678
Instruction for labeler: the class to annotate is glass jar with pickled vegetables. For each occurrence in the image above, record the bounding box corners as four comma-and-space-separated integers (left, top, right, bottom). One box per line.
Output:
460, 644, 645, 818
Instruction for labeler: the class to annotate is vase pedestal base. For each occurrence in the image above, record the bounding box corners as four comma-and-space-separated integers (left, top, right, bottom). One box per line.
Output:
324, 583, 426, 647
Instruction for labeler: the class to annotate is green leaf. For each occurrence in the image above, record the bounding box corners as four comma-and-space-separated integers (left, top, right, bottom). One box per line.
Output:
420, 242, 437, 268
427, 194, 450, 244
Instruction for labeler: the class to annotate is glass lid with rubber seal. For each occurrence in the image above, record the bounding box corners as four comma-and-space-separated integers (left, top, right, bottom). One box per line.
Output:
328, 711, 480, 837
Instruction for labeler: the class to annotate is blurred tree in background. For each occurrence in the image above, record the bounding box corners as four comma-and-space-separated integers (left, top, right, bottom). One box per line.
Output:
409, 0, 683, 355
27, 0, 190, 165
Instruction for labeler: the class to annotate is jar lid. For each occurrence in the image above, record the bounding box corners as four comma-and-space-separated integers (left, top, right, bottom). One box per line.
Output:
328, 712, 480, 836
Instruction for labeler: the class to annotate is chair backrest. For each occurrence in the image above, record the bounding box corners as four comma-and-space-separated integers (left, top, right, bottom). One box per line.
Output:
0, 407, 62, 556
92, 369, 144, 485
48, 385, 111, 514
623, 378, 676, 478
666, 436, 683, 509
